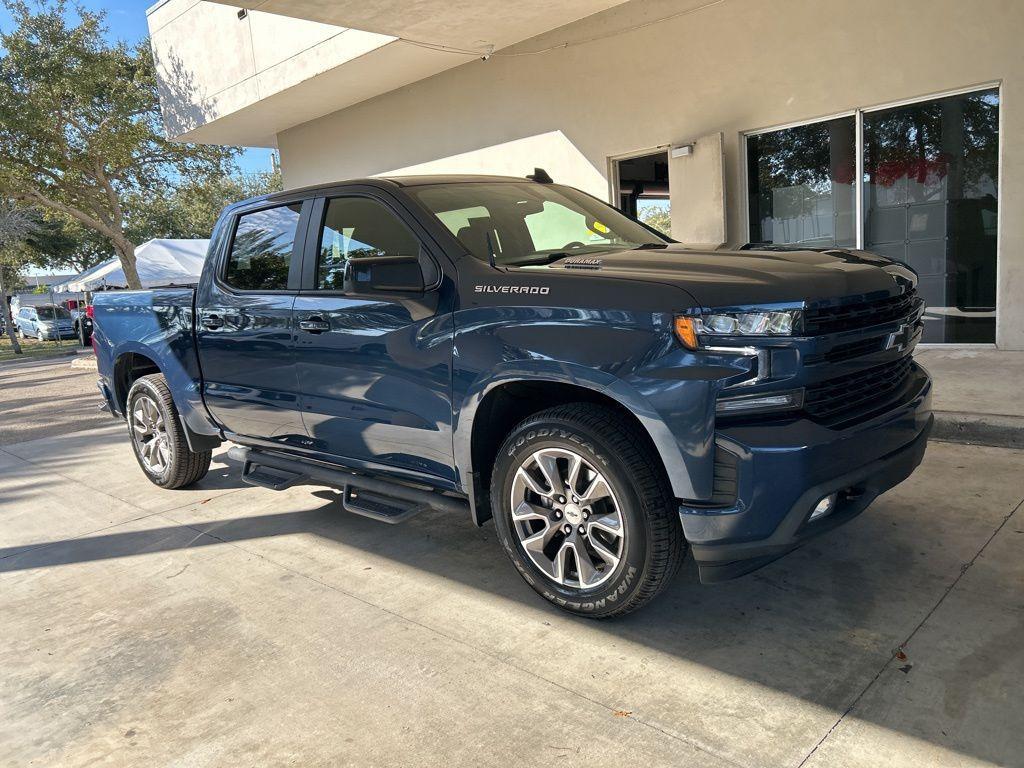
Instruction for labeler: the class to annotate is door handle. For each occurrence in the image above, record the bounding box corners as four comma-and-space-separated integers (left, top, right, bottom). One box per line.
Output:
201, 313, 224, 329
298, 317, 331, 334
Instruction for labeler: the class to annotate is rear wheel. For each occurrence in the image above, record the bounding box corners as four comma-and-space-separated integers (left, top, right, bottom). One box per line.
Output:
126, 374, 211, 489
491, 404, 686, 618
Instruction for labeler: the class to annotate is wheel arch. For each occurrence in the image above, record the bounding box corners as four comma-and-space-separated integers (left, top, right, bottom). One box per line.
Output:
457, 365, 692, 526
113, 351, 161, 415
112, 347, 222, 453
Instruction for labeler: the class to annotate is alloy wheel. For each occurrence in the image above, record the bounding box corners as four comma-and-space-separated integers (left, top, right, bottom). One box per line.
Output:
131, 395, 170, 474
508, 447, 626, 589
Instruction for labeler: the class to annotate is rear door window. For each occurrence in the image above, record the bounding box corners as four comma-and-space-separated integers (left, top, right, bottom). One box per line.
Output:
224, 203, 303, 291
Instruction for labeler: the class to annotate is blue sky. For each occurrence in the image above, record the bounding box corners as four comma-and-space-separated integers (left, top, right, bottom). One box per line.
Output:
0, 0, 275, 175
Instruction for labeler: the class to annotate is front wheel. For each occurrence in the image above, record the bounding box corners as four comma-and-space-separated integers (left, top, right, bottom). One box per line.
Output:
126, 374, 211, 489
491, 404, 686, 618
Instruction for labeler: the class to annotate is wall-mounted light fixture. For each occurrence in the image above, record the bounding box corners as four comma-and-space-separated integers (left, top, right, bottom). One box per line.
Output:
670, 144, 694, 158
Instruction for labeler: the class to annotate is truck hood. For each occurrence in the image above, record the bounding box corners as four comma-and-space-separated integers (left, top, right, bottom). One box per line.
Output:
538, 246, 915, 309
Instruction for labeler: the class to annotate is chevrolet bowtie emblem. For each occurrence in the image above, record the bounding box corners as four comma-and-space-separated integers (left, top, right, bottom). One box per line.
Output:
885, 322, 915, 353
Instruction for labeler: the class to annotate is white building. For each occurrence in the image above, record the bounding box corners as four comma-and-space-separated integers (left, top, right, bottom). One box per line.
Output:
147, 0, 1022, 347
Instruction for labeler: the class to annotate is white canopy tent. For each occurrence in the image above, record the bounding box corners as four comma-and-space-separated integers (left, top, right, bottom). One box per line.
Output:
60, 239, 210, 292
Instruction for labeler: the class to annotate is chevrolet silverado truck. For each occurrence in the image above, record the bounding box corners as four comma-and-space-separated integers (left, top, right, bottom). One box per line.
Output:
92, 172, 933, 618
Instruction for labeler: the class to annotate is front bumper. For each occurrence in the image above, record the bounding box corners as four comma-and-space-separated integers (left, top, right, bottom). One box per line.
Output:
682, 364, 933, 582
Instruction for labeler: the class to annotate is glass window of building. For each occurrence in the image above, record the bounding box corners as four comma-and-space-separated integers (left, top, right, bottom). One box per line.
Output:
746, 88, 999, 343
863, 89, 999, 343
747, 116, 856, 249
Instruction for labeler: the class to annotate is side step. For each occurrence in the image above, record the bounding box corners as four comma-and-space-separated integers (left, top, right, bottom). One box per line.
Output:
342, 487, 428, 525
241, 459, 305, 491
227, 446, 469, 523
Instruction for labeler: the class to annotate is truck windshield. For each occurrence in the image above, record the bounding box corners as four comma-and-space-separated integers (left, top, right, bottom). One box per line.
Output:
36, 306, 71, 320
409, 182, 668, 267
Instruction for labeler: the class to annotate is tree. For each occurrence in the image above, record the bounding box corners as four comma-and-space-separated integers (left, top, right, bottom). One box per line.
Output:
638, 203, 671, 237
22, 212, 110, 274
127, 168, 283, 241
19, 169, 282, 275
0, 201, 38, 354
0, 1, 238, 289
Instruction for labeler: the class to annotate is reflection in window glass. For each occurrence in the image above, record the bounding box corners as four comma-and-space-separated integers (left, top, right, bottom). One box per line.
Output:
747, 117, 856, 248
411, 182, 663, 266
435, 205, 490, 237
864, 89, 999, 343
524, 201, 615, 251
225, 204, 302, 291
316, 197, 420, 290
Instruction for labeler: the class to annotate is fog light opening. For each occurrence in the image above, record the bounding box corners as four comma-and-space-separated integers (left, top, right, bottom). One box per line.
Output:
809, 492, 838, 522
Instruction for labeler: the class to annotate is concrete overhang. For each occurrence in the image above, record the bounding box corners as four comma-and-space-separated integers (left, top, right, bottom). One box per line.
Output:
148, 0, 629, 147
210, 0, 632, 51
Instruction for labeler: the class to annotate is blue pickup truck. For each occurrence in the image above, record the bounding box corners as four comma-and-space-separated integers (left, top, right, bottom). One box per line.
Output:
93, 173, 932, 617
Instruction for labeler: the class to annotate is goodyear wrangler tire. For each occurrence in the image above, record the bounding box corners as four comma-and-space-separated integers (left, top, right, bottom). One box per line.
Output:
491, 403, 686, 618
126, 374, 211, 489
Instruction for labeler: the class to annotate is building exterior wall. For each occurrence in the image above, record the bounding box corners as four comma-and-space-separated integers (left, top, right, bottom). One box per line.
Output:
274, 0, 1024, 349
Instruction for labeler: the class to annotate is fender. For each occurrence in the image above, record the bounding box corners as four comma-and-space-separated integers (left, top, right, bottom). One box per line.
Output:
105, 339, 222, 453
454, 359, 700, 508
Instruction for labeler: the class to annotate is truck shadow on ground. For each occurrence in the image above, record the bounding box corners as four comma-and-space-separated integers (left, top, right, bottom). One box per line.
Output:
1, 436, 1018, 766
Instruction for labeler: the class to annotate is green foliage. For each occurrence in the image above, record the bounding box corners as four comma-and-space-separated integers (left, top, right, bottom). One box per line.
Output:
0, 0, 239, 287
129, 168, 283, 241
638, 204, 671, 237
22, 211, 109, 273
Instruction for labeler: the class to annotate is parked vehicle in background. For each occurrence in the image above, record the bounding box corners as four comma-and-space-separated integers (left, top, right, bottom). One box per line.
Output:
76, 305, 94, 346
91, 172, 933, 618
14, 304, 76, 340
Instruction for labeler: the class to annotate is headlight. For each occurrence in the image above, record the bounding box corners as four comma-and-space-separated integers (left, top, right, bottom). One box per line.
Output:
698, 310, 799, 336
675, 309, 801, 349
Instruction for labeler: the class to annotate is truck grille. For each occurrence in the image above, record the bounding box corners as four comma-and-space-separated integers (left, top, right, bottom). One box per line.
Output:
803, 289, 919, 335
803, 356, 914, 425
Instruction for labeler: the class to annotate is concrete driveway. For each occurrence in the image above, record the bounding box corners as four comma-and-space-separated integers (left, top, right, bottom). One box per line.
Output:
0, 363, 1021, 767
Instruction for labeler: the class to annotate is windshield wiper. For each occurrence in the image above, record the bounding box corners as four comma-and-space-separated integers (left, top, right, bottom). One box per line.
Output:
633, 242, 669, 250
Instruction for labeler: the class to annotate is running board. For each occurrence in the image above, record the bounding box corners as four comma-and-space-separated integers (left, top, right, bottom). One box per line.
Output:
227, 446, 468, 522
341, 486, 427, 525
241, 460, 304, 491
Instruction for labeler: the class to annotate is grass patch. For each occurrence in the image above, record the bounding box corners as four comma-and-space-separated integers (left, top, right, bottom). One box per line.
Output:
0, 335, 79, 363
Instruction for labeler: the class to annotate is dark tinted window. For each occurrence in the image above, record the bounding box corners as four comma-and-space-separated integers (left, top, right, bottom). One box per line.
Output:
316, 197, 420, 290
225, 203, 303, 291
36, 306, 70, 320
863, 89, 998, 343
747, 116, 856, 248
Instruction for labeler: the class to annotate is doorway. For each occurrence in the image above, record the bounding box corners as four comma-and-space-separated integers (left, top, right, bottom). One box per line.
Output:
613, 151, 671, 237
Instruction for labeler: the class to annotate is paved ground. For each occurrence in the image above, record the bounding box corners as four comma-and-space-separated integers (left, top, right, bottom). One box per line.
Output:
915, 348, 1024, 419
916, 348, 1024, 448
0, 363, 1022, 767
0, 352, 106, 446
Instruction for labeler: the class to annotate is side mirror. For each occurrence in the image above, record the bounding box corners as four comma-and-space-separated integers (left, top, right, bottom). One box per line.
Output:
345, 249, 439, 294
